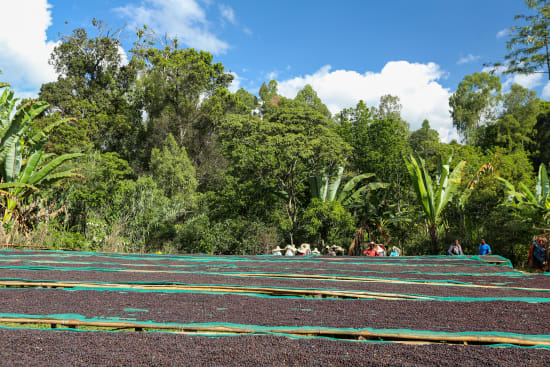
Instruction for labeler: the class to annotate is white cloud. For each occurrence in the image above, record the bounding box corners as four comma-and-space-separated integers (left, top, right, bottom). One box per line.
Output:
0, 0, 58, 96
483, 65, 544, 91
219, 4, 236, 24
277, 62, 456, 142
457, 54, 481, 65
496, 29, 509, 39
503, 73, 543, 90
115, 0, 229, 54
118, 46, 129, 66
542, 82, 550, 99
228, 71, 241, 93
266, 70, 279, 80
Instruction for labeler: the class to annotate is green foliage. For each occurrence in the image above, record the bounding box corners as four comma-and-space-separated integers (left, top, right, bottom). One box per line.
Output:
294, 85, 331, 119
66, 151, 134, 230
497, 163, 550, 224
409, 120, 440, 159
485, 84, 540, 151
301, 199, 355, 248
404, 151, 466, 250
150, 134, 198, 201
7, 21, 549, 266
336, 100, 410, 183
219, 105, 350, 244
531, 101, 550, 167
0, 84, 83, 227
372, 94, 408, 130
449, 72, 502, 143
259, 80, 278, 103
131, 30, 235, 187
39, 20, 141, 157
176, 214, 281, 255
487, 0, 550, 79
234, 88, 259, 113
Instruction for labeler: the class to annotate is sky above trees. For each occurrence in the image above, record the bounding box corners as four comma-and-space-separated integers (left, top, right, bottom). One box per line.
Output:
0, 0, 546, 141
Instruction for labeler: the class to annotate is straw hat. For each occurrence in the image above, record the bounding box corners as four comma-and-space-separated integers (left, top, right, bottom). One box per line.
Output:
297, 243, 310, 253
272, 246, 283, 252
284, 244, 296, 250
312, 248, 321, 255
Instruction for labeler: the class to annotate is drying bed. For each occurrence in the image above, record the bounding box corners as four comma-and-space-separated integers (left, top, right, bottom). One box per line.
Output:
0, 328, 548, 367
0, 250, 538, 288
0, 288, 548, 335
1, 271, 549, 301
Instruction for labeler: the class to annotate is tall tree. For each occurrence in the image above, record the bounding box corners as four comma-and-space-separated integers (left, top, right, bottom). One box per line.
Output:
495, 84, 540, 151
150, 134, 198, 203
373, 94, 402, 121
532, 101, 550, 167
294, 84, 331, 119
39, 19, 140, 157
335, 100, 372, 173
449, 72, 502, 144
486, 0, 550, 79
259, 80, 278, 103
219, 106, 350, 244
131, 28, 235, 188
409, 119, 440, 159
234, 88, 259, 113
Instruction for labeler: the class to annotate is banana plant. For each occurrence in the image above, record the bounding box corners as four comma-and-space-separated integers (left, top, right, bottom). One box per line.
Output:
2, 149, 83, 223
309, 167, 389, 205
404, 151, 466, 249
497, 163, 550, 224
309, 167, 393, 254
0, 84, 83, 225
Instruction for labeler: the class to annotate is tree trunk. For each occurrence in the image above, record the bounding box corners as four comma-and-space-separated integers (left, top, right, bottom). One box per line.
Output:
428, 223, 439, 254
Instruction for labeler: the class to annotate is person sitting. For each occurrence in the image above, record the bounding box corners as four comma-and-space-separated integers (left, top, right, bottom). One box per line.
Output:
529, 236, 546, 271
297, 243, 311, 256
272, 246, 283, 256
477, 239, 492, 255
311, 248, 321, 256
332, 246, 345, 256
447, 240, 464, 256
374, 244, 386, 256
284, 244, 297, 256
363, 243, 377, 257
389, 246, 400, 256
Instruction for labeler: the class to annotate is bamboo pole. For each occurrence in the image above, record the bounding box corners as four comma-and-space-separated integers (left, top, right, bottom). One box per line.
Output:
0, 280, 434, 301
205, 272, 550, 292
1, 274, 548, 294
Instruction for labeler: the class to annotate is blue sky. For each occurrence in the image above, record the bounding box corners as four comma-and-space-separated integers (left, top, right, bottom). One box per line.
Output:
0, 0, 544, 141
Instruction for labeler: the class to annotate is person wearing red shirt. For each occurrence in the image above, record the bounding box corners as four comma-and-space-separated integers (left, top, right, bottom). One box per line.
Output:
363, 243, 377, 256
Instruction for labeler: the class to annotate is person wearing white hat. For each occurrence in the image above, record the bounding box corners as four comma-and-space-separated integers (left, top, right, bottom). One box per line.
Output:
272, 246, 283, 255
297, 243, 311, 256
284, 244, 297, 256
311, 248, 321, 255
332, 245, 345, 256
374, 244, 386, 256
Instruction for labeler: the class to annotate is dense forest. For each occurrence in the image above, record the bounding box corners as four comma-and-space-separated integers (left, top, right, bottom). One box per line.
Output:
2, 2, 550, 267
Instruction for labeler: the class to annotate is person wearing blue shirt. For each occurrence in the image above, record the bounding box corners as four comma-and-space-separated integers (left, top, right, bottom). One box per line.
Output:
478, 239, 492, 255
